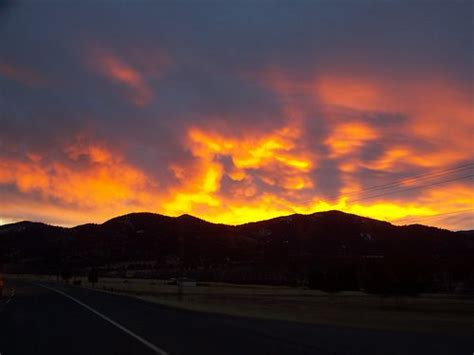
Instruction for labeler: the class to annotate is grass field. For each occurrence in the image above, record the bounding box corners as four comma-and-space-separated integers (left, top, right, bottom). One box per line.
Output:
10, 274, 474, 335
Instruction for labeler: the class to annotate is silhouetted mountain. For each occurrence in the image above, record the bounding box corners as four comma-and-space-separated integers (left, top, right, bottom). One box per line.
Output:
1, 211, 473, 289
456, 230, 474, 237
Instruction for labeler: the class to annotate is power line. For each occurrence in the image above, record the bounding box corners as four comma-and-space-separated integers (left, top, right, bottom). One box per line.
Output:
349, 174, 474, 203
343, 163, 474, 198
394, 208, 474, 224
311, 162, 473, 227
316, 162, 474, 202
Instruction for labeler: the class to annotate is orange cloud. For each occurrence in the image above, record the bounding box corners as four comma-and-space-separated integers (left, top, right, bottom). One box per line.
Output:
256, 66, 473, 169
0, 143, 154, 209
187, 125, 312, 171
234, 67, 473, 227
161, 123, 315, 218
86, 45, 171, 106
1, 66, 472, 229
93, 52, 152, 106
317, 76, 385, 112
325, 122, 378, 158
1, 126, 472, 229
0, 62, 45, 87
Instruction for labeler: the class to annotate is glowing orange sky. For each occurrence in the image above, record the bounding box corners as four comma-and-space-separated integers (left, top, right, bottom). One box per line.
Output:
1, 69, 472, 229
0, 2, 472, 230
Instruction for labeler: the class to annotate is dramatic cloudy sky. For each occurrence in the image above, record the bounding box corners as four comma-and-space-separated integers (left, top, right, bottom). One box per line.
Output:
0, 0, 472, 229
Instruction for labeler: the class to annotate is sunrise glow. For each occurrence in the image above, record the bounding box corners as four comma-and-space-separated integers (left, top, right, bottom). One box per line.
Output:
0, 1, 472, 230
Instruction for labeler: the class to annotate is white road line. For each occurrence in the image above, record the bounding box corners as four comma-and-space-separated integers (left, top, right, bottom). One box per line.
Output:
35, 283, 169, 355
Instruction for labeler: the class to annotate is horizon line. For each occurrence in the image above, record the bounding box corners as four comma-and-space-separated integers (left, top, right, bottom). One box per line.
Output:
1, 209, 470, 232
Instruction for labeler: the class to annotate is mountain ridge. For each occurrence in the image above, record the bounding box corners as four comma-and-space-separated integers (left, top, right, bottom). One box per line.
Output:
1, 210, 473, 290
0, 209, 465, 232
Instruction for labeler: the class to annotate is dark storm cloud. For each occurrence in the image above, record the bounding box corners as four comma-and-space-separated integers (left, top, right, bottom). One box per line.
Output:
2, 1, 471, 129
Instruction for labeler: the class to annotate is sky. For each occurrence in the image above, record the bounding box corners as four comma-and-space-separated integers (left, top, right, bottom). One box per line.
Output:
0, 0, 473, 230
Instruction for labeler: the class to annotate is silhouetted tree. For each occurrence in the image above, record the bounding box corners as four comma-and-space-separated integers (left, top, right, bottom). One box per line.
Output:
336, 266, 359, 291
389, 266, 427, 297
60, 266, 72, 283
88, 267, 99, 287
321, 269, 344, 294
308, 269, 324, 290
359, 261, 392, 296
360, 256, 428, 297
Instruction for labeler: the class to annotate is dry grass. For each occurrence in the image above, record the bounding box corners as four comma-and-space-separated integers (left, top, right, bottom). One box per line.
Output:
10, 274, 474, 335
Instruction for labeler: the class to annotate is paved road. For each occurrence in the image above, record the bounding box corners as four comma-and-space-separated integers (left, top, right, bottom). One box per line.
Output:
0, 279, 471, 355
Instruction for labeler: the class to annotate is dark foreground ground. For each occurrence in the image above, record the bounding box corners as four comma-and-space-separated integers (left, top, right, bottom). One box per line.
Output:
0, 278, 472, 355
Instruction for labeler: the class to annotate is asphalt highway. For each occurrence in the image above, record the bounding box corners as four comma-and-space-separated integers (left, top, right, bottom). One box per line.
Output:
0, 279, 471, 355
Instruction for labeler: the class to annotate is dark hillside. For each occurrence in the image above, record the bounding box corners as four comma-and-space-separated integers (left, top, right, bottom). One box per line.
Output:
1, 211, 473, 292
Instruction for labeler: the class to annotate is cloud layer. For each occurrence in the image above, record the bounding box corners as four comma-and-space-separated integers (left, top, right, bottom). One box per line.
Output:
0, 1, 472, 229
